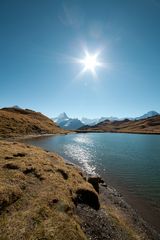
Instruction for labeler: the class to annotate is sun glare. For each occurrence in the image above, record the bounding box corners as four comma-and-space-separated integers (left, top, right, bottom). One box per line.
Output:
81, 53, 98, 72
62, 47, 106, 79
75, 49, 105, 78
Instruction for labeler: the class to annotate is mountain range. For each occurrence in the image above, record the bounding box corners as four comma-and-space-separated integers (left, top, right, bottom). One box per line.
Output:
135, 111, 159, 120
0, 106, 159, 135
52, 112, 84, 130
53, 111, 159, 130
78, 115, 160, 134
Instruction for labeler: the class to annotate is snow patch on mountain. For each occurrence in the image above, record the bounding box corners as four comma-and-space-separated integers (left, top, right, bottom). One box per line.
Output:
52, 113, 84, 130
135, 111, 159, 120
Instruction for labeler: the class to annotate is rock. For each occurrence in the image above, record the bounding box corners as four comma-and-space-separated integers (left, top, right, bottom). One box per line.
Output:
101, 183, 107, 188
74, 188, 100, 210
88, 176, 100, 193
88, 176, 105, 193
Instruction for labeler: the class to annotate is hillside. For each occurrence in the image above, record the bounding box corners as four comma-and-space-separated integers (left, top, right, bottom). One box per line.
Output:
0, 141, 97, 240
0, 107, 68, 138
78, 115, 160, 134
0, 141, 159, 240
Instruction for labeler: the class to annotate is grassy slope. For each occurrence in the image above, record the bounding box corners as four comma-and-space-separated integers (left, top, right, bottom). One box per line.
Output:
0, 140, 99, 240
0, 108, 68, 138
78, 116, 160, 134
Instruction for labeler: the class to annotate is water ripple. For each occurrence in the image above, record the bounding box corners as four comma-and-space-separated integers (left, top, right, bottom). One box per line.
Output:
64, 143, 96, 174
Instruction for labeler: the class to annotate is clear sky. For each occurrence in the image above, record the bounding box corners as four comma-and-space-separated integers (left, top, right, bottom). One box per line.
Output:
0, 0, 160, 119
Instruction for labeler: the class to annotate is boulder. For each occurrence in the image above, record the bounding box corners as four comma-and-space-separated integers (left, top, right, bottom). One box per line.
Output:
74, 188, 100, 210
88, 176, 104, 193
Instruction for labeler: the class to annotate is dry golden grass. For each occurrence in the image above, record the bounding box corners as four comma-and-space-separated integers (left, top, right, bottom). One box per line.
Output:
0, 108, 68, 138
0, 140, 100, 240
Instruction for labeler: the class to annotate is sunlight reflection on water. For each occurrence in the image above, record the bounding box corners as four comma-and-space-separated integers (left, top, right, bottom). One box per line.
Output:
64, 134, 96, 174
23, 133, 160, 231
64, 144, 96, 174
73, 134, 93, 145
23, 133, 160, 206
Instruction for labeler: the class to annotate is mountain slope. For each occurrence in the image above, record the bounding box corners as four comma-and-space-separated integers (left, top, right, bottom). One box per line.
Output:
0, 140, 98, 240
81, 117, 119, 126
0, 108, 67, 138
59, 118, 84, 130
78, 115, 160, 134
81, 117, 100, 126
135, 111, 159, 120
53, 113, 84, 130
53, 112, 69, 124
81, 111, 159, 126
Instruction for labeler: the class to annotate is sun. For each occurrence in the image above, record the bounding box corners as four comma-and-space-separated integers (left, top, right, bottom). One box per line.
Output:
77, 50, 104, 78
81, 53, 99, 72
61, 47, 106, 79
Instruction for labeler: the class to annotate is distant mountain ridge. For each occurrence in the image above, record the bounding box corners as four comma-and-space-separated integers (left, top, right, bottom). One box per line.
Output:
135, 111, 159, 120
81, 116, 119, 126
53, 111, 159, 129
82, 111, 159, 125
78, 115, 160, 134
52, 112, 84, 130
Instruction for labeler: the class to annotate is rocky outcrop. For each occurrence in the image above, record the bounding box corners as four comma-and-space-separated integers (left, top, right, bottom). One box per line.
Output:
74, 188, 100, 210
88, 176, 105, 193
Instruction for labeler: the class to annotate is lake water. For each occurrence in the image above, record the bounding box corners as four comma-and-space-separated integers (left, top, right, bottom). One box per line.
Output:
23, 133, 160, 230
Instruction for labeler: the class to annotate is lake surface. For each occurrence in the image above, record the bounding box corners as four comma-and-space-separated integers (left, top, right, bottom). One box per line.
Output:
23, 133, 160, 230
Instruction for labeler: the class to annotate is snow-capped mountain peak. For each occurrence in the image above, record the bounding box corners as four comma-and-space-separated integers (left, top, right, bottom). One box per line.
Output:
135, 111, 159, 120
53, 112, 69, 123
57, 112, 69, 120
52, 113, 84, 130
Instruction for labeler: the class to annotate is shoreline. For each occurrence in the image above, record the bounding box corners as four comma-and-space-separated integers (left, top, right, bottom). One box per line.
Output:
2, 129, 160, 144
1, 134, 160, 239
17, 133, 160, 234
0, 132, 72, 142
98, 183, 160, 239
76, 130, 160, 135
53, 159, 160, 239
99, 170, 160, 234
75, 164, 160, 235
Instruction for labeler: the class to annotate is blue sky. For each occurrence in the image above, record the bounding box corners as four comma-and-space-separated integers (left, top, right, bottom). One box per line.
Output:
0, 0, 160, 118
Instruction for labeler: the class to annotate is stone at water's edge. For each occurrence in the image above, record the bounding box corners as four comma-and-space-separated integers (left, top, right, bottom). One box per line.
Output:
88, 176, 105, 193
74, 188, 100, 210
